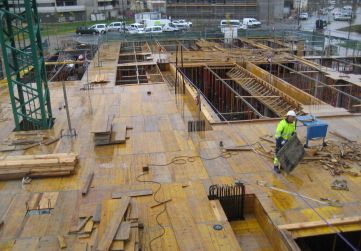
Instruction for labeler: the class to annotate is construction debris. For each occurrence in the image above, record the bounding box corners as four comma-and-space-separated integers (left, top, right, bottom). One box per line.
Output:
331, 179, 349, 191
0, 153, 78, 180
257, 180, 344, 207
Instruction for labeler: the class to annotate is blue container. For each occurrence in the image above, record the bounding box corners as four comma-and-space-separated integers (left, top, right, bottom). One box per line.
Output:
297, 116, 328, 147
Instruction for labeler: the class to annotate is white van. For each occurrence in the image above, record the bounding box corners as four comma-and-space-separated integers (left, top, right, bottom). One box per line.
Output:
145, 19, 171, 28
144, 26, 163, 33
129, 23, 145, 33
220, 19, 240, 27
107, 22, 125, 32
243, 18, 262, 28
220, 19, 247, 31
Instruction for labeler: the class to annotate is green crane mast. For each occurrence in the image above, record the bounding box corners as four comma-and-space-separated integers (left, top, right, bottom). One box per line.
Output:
0, 0, 53, 130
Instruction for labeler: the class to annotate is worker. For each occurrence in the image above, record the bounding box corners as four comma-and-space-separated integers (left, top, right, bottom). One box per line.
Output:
273, 110, 297, 173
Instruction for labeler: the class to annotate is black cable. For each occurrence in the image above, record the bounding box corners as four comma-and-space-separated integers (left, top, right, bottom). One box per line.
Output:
136, 172, 167, 251
135, 146, 245, 250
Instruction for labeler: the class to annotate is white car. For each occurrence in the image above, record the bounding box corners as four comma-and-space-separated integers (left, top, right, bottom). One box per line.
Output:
334, 14, 351, 21
144, 26, 163, 33
107, 22, 125, 32
162, 23, 179, 32
124, 27, 138, 34
242, 18, 261, 28
177, 19, 192, 27
129, 23, 145, 33
299, 13, 309, 20
90, 24, 107, 34
172, 19, 192, 30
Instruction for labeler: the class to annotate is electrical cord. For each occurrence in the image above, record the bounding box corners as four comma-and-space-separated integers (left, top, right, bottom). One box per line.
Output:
135, 147, 245, 250
136, 172, 167, 251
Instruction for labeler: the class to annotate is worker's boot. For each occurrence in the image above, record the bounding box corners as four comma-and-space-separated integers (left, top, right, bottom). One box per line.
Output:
273, 165, 281, 174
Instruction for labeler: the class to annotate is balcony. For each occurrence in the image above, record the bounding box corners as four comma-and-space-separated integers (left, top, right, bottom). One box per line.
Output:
36, 5, 86, 13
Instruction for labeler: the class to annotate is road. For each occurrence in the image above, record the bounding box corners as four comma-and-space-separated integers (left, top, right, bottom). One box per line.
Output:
300, 7, 361, 40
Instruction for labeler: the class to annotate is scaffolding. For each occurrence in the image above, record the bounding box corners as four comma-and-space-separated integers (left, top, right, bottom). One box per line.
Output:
0, 0, 53, 130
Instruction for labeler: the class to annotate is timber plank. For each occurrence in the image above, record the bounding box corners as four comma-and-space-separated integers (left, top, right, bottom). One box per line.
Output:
278, 216, 361, 230
97, 197, 131, 251
82, 172, 95, 196
93, 203, 102, 223
114, 221, 131, 241
111, 189, 153, 199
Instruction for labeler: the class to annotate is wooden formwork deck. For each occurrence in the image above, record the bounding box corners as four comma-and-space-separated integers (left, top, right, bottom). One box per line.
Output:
0, 41, 361, 251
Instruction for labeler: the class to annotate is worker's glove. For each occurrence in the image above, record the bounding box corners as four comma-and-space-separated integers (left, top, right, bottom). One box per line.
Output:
281, 140, 287, 146
276, 137, 283, 148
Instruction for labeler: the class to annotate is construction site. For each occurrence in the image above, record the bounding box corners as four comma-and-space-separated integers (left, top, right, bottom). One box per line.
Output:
1, 1, 361, 251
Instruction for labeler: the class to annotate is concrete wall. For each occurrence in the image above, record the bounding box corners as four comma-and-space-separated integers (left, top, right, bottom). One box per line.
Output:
257, 0, 285, 23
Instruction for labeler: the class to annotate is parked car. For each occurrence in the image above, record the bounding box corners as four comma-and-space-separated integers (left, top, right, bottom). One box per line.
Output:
124, 27, 138, 34
162, 23, 179, 32
299, 13, 309, 20
242, 18, 261, 28
172, 19, 192, 30
129, 23, 145, 33
76, 26, 99, 35
173, 19, 192, 27
220, 19, 247, 30
90, 24, 107, 34
144, 26, 163, 34
334, 13, 351, 21
107, 22, 125, 32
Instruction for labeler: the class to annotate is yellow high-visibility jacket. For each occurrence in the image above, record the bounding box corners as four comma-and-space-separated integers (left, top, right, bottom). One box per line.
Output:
275, 119, 296, 140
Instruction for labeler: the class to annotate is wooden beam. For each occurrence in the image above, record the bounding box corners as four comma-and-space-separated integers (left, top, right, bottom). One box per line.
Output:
81, 172, 94, 196
97, 197, 130, 251
278, 216, 361, 230
111, 189, 153, 199
93, 203, 102, 223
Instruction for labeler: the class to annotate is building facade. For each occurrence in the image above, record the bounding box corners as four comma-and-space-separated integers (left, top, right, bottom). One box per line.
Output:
36, 0, 131, 22
165, 0, 285, 23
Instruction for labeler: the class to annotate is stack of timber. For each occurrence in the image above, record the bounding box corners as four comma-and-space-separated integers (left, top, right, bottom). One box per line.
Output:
92, 117, 130, 146
0, 132, 60, 152
0, 153, 78, 180
91, 74, 109, 84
